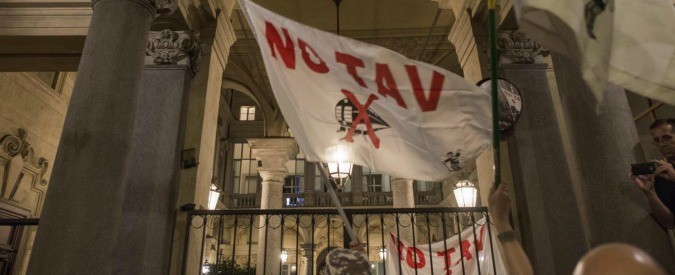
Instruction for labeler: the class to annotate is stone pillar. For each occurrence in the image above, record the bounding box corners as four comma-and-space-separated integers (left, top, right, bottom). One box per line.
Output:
391, 177, 415, 242
301, 244, 315, 275
304, 162, 316, 206
496, 30, 588, 275
351, 166, 364, 206
27, 1, 174, 274
169, 13, 236, 275
111, 29, 201, 274
249, 138, 298, 275
551, 54, 675, 272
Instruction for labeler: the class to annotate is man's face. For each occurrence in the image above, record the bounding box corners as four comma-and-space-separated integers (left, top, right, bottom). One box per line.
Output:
651, 124, 675, 159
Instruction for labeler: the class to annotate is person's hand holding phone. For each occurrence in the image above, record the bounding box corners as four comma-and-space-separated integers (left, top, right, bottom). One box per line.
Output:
630, 172, 656, 195
653, 159, 675, 182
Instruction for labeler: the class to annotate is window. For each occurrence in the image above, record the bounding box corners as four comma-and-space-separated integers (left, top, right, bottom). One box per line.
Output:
314, 165, 327, 192
30, 72, 64, 94
362, 167, 390, 192
232, 143, 260, 194
415, 181, 436, 192
239, 106, 256, 121
284, 152, 305, 206
281, 264, 297, 275
32, 72, 59, 88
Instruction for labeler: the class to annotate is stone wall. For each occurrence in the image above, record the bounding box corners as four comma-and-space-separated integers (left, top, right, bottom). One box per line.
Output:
0, 71, 74, 274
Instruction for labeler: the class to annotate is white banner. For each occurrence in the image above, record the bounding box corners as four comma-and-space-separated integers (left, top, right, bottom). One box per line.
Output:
240, 0, 491, 181
386, 219, 506, 275
514, 0, 675, 105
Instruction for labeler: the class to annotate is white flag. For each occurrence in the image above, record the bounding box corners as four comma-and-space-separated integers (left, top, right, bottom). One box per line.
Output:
239, 0, 491, 181
514, 0, 675, 104
386, 218, 506, 275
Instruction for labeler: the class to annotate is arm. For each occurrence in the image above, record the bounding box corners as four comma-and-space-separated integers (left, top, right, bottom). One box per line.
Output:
488, 183, 534, 275
632, 174, 674, 229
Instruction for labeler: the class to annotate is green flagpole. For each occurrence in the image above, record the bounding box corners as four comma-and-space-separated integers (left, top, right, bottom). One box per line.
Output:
488, 0, 501, 187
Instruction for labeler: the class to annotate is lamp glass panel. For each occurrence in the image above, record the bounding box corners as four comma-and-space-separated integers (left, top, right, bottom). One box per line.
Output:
281, 250, 288, 263
379, 247, 387, 261
453, 186, 477, 207
208, 189, 220, 210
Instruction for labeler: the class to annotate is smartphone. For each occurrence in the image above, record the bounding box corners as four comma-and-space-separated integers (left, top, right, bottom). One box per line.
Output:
631, 162, 657, 175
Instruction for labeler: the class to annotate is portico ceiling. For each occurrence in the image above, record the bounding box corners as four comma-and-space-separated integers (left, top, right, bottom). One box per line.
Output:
0, 0, 462, 108
225, 0, 461, 115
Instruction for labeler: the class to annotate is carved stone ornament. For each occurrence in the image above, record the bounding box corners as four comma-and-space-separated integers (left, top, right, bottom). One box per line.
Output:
0, 129, 49, 214
146, 29, 206, 74
497, 30, 550, 64
151, 0, 177, 15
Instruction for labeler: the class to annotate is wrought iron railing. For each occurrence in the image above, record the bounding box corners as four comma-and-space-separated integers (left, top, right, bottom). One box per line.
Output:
231, 191, 443, 209
231, 193, 257, 208
362, 192, 394, 206
415, 191, 442, 205
313, 192, 352, 207
0, 210, 499, 275
182, 207, 499, 275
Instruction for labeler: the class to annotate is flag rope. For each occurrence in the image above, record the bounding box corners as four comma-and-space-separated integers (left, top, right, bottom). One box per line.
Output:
488, 0, 501, 187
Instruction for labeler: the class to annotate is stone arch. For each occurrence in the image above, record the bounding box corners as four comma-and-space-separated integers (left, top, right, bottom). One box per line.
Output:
223, 60, 286, 136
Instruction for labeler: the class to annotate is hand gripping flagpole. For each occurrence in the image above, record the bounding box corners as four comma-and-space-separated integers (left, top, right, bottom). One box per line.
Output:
488, 0, 501, 187
315, 162, 358, 243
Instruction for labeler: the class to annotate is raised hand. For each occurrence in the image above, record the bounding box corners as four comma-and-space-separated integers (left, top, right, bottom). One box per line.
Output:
630, 173, 655, 194
488, 183, 510, 226
653, 159, 675, 182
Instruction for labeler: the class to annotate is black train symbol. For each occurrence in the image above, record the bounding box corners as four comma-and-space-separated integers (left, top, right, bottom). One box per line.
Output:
335, 98, 390, 135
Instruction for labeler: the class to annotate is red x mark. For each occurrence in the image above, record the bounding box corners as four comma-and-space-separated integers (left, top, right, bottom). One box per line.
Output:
341, 89, 381, 148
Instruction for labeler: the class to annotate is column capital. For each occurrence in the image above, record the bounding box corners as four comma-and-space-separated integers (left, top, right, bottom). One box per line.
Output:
151, 0, 178, 15
258, 171, 288, 183
146, 29, 206, 75
248, 138, 298, 172
300, 244, 316, 255
390, 177, 413, 185
497, 30, 550, 65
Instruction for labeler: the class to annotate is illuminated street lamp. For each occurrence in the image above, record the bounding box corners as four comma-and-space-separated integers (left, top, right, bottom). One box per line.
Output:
201, 260, 210, 274
281, 249, 288, 264
207, 184, 221, 210
453, 180, 478, 208
325, 145, 353, 190
379, 247, 387, 261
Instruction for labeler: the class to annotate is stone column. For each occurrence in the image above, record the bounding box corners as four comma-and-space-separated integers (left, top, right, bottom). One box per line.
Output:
391, 177, 415, 243
551, 54, 675, 272
496, 30, 588, 275
301, 244, 315, 275
303, 161, 316, 206
111, 29, 201, 274
169, 13, 236, 275
351, 166, 364, 206
249, 138, 298, 275
27, 0, 174, 274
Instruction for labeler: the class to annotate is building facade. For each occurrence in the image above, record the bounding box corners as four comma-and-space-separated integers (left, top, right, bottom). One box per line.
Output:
0, 0, 673, 274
